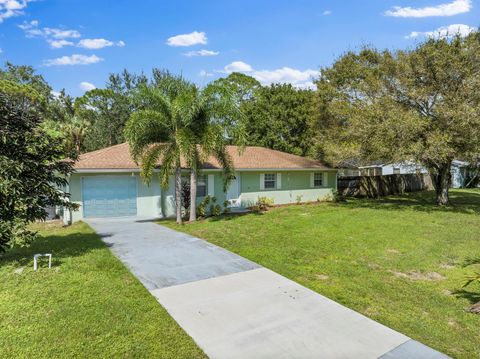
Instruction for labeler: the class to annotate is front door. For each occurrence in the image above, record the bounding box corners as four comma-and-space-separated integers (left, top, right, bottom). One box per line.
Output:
226, 173, 240, 207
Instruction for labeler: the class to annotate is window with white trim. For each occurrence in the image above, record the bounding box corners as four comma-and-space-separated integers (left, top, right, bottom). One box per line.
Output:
313, 172, 323, 187
264, 173, 276, 189
197, 174, 207, 197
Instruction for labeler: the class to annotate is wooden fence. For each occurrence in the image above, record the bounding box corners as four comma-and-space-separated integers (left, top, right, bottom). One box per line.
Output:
337, 173, 433, 198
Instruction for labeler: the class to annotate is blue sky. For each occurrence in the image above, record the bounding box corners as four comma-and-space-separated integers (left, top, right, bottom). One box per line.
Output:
1, 0, 478, 96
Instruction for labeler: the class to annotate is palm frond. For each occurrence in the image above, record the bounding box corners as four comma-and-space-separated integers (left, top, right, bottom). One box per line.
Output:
124, 109, 171, 161
139, 143, 170, 185
158, 143, 179, 189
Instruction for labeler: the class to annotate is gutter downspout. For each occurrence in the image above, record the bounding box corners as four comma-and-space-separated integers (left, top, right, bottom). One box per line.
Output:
63, 175, 72, 226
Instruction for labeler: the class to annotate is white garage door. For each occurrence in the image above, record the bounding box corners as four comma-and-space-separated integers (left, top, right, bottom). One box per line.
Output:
82, 176, 137, 218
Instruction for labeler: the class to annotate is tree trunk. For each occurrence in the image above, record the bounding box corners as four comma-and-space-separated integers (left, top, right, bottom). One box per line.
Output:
189, 170, 197, 222
175, 166, 183, 224
430, 163, 451, 206
75, 139, 81, 154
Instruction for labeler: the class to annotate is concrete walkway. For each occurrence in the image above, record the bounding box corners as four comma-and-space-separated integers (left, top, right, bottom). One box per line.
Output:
86, 217, 448, 359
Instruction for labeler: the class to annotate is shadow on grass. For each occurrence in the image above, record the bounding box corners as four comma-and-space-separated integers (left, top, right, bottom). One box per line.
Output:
156, 210, 264, 226
452, 289, 480, 305
0, 229, 104, 268
155, 189, 480, 227
338, 189, 480, 215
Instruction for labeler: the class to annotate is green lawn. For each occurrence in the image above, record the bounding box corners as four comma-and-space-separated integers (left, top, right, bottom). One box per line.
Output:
163, 189, 480, 358
0, 221, 205, 358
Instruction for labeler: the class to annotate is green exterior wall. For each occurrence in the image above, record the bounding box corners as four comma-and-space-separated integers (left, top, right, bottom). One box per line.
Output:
68, 172, 163, 222
67, 170, 337, 222
239, 171, 336, 207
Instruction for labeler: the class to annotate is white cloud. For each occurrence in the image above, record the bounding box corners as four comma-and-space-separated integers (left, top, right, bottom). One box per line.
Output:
0, 0, 32, 22
406, 24, 476, 39
19, 20, 125, 51
19, 20, 81, 39
166, 31, 207, 47
43, 54, 103, 66
199, 70, 214, 77
48, 39, 74, 48
184, 49, 219, 57
222, 61, 253, 73
322, 10, 332, 16
220, 61, 318, 88
79, 81, 96, 91
252, 67, 318, 89
44, 27, 81, 39
386, 0, 471, 18
77, 38, 124, 49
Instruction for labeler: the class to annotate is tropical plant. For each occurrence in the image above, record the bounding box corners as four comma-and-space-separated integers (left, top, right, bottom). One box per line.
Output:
254, 196, 274, 212
197, 195, 211, 217
462, 258, 480, 313
124, 70, 244, 224
185, 80, 246, 221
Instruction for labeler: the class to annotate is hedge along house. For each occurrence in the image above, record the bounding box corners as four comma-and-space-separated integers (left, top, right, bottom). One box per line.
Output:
65, 143, 337, 223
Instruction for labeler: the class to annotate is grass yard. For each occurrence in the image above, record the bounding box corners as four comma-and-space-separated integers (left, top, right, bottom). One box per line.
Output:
163, 189, 480, 358
0, 221, 205, 358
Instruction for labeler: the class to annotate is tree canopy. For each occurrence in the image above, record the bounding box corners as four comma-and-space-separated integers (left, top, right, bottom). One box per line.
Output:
76, 70, 147, 152
214, 73, 316, 156
314, 32, 480, 205
0, 80, 76, 251
243, 83, 315, 156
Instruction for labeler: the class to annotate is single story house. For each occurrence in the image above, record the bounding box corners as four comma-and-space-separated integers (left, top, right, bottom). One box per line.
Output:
64, 143, 337, 222
358, 160, 474, 188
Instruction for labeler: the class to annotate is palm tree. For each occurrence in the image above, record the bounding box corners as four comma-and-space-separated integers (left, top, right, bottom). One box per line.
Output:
124, 70, 244, 224
185, 81, 247, 221
62, 116, 90, 154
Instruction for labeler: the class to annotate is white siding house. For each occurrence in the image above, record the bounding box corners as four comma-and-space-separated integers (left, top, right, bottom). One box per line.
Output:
358, 160, 474, 188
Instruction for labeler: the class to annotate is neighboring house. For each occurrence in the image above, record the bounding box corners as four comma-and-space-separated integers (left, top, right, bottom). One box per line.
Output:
358, 160, 473, 188
64, 143, 337, 222
359, 161, 427, 177
450, 160, 474, 189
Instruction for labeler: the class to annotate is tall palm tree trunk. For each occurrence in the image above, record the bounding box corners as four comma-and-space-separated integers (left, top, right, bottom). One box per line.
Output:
189, 170, 197, 221
175, 165, 183, 224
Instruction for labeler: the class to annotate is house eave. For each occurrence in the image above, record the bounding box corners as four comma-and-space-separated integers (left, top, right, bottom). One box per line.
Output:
74, 167, 337, 173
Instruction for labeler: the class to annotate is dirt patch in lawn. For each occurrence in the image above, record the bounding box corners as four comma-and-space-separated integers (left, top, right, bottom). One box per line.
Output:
390, 270, 446, 281
386, 248, 400, 254
439, 263, 456, 270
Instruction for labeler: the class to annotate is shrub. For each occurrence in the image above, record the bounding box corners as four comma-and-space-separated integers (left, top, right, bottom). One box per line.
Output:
210, 204, 222, 216
223, 200, 231, 214
256, 197, 274, 212
296, 195, 303, 204
196, 195, 211, 217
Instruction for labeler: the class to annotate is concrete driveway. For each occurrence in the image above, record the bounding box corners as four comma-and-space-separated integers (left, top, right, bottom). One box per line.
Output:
86, 217, 448, 359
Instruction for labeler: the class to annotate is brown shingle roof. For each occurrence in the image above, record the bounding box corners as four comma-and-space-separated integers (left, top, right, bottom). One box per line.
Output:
74, 143, 332, 170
